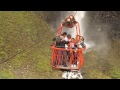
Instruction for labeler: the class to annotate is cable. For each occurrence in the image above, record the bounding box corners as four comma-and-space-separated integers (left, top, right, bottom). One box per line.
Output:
0, 11, 82, 65
0, 30, 57, 64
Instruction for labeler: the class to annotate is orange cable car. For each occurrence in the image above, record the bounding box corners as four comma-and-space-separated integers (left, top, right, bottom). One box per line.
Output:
51, 15, 86, 71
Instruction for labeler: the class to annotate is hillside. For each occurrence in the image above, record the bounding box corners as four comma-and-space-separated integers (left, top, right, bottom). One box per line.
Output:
0, 11, 120, 79
82, 11, 120, 79
0, 11, 62, 79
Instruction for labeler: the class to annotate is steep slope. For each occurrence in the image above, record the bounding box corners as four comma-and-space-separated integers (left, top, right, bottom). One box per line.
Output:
80, 11, 120, 79
0, 11, 120, 79
0, 11, 62, 79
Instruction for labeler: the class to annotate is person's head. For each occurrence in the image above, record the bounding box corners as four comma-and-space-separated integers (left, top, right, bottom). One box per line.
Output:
67, 18, 70, 22
76, 35, 84, 42
67, 34, 71, 39
70, 15, 74, 19
71, 38, 75, 42
79, 36, 84, 41
63, 32, 67, 37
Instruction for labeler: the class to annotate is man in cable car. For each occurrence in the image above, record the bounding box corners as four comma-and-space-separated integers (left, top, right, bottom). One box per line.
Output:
62, 15, 77, 28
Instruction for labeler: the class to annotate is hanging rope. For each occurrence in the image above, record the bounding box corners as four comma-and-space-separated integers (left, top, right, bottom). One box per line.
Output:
0, 29, 57, 65
0, 11, 80, 65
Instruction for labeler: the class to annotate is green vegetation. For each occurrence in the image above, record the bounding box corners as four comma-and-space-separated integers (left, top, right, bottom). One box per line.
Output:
109, 67, 120, 79
0, 11, 120, 79
83, 40, 120, 79
0, 69, 16, 79
0, 11, 62, 79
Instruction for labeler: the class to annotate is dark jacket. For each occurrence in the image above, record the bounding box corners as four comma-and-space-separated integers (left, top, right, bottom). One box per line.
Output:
56, 37, 69, 48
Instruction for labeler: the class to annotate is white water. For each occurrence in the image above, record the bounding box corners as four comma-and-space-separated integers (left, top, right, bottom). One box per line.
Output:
62, 11, 95, 52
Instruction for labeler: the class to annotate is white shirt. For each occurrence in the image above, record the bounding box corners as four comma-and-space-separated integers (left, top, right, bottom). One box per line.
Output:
64, 36, 68, 41
61, 36, 68, 41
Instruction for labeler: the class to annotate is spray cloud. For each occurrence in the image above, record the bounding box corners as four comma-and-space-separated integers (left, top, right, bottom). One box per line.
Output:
50, 11, 111, 55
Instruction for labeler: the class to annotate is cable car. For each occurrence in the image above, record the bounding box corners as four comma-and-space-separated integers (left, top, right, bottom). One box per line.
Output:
50, 15, 86, 71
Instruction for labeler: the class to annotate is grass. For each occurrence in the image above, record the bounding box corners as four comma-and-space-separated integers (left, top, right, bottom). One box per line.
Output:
0, 11, 119, 79
82, 40, 120, 79
109, 67, 120, 79
0, 11, 62, 79
0, 69, 16, 79
85, 69, 111, 79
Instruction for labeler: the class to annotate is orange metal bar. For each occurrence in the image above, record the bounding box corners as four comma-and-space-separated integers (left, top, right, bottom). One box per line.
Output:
76, 25, 78, 35
78, 50, 84, 70
76, 22, 80, 36
57, 24, 63, 35
51, 47, 84, 71
78, 22, 80, 35
51, 15, 85, 71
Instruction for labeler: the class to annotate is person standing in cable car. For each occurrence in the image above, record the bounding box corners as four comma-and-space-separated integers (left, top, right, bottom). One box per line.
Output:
62, 15, 77, 28
75, 35, 86, 50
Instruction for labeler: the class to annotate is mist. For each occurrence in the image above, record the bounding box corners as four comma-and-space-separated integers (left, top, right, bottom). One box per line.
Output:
49, 11, 112, 56
82, 12, 112, 56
